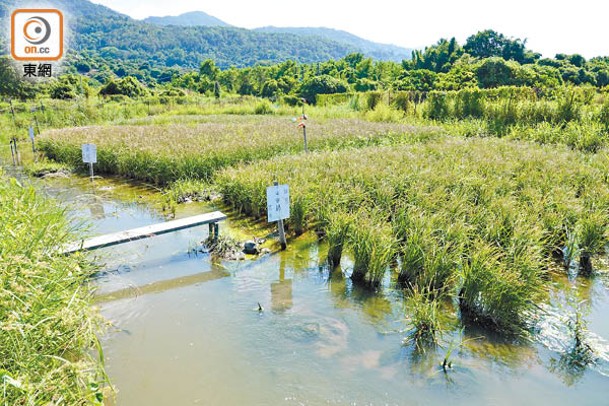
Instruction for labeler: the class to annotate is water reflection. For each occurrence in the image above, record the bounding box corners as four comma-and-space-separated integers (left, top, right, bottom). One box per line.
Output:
271, 254, 293, 313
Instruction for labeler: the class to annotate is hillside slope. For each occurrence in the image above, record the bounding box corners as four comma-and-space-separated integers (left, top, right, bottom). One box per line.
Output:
144, 11, 231, 27
256, 26, 411, 62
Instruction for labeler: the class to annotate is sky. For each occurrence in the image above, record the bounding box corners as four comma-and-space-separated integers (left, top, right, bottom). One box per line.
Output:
90, 0, 608, 58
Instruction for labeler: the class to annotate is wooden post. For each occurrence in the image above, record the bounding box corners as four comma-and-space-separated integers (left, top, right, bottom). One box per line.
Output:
274, 181, 287, 250
10, 140, 16, 166
34, 116, 41, 135
208, 222, 219, 241
13, 138, 21, 165
9, 99, 16, 125
301, 99, 308, 153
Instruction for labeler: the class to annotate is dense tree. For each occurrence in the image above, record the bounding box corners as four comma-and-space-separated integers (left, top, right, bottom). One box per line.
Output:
299, 75, 349, 103
99, 76, 148, 97
395, 69, 438, 91
0, 58, 36, 99
464, 30, 539, 64
48, 75, 91, 99
199, 59, 219, 80
409, 38, 463, 73
475, 58, 522, 88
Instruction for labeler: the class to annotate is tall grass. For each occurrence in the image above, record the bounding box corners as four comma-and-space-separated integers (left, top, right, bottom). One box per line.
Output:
38, 116, 440, 185
316, 86, 609, 152
0, 173, 106, 404
215, 137, 609, 332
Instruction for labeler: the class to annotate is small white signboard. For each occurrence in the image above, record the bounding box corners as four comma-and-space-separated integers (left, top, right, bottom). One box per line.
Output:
267, 184, 290, 222
28, 126, 35, 141
82, 144, 97, 164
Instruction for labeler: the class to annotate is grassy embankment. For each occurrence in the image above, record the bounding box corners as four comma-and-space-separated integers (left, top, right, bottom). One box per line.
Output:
0, 172, 106, 404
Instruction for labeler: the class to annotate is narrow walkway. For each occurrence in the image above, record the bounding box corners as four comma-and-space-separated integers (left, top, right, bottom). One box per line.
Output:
62, 211, 226, 254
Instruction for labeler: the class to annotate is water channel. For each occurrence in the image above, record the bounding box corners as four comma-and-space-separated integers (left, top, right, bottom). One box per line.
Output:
37, 174, 609, 405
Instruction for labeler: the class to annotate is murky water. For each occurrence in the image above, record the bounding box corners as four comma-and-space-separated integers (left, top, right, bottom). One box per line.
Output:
40, 175, 609, 405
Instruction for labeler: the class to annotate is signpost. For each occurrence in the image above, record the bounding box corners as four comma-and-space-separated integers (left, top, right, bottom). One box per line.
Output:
267, 182, 290, 250
29, 126, 35, 152
82, 143, 97, 181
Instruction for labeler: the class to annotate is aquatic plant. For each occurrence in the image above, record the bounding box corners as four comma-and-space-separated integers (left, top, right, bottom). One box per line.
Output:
324, 212, 352, 268
215, 137, 606, 331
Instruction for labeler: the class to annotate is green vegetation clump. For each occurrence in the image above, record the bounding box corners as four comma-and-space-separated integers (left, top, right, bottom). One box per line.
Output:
215, 138, 609, 332
0, 174, 106, 404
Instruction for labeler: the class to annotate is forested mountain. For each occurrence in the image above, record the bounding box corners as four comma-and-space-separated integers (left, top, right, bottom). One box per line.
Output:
255, 27, 411, 62
0, 0, 414, 84
144, 11, 231, 27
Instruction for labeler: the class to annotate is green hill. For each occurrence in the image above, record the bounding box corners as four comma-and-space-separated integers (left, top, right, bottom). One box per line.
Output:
144, 11, 231, 27
255, 26, 411, 62
0, 0, 416, 84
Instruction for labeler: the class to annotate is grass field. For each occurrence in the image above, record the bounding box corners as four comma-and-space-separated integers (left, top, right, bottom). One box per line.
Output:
37, 115, 440, 184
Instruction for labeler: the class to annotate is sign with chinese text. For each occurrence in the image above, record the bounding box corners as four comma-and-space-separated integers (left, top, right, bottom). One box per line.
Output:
266, 184, 290, 222
82, 144, 97, 164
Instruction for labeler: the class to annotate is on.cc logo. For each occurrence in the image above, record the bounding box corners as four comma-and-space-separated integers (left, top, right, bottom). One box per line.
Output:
23, 16, 52, 45
11, 9, 64, 61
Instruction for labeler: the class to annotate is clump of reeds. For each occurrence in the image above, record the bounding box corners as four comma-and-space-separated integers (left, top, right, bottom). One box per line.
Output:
324, 211, 352, 268
0, 173, 107, 404
349, 214, 396, 288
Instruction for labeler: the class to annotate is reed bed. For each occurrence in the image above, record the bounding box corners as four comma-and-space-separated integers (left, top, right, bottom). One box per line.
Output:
38, 116, 440, 184
0, 173, 106, 404
215, 137, 609, 333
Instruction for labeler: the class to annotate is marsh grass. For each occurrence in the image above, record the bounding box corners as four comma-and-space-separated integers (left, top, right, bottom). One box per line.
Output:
22, 159, 72, 177
215, 137, 609, 331
39, 116, 440, 185
324, 212, 353, 269
403, 286, 448, 349
0, 174, 106, 404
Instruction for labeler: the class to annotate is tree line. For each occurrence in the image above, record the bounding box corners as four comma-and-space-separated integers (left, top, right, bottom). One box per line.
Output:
2, 29, 609, 101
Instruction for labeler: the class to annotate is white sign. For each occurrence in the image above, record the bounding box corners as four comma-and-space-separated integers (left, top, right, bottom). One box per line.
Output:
28, 126, 34, 141
82, 143, 97, 163
267, 184, 290, 222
